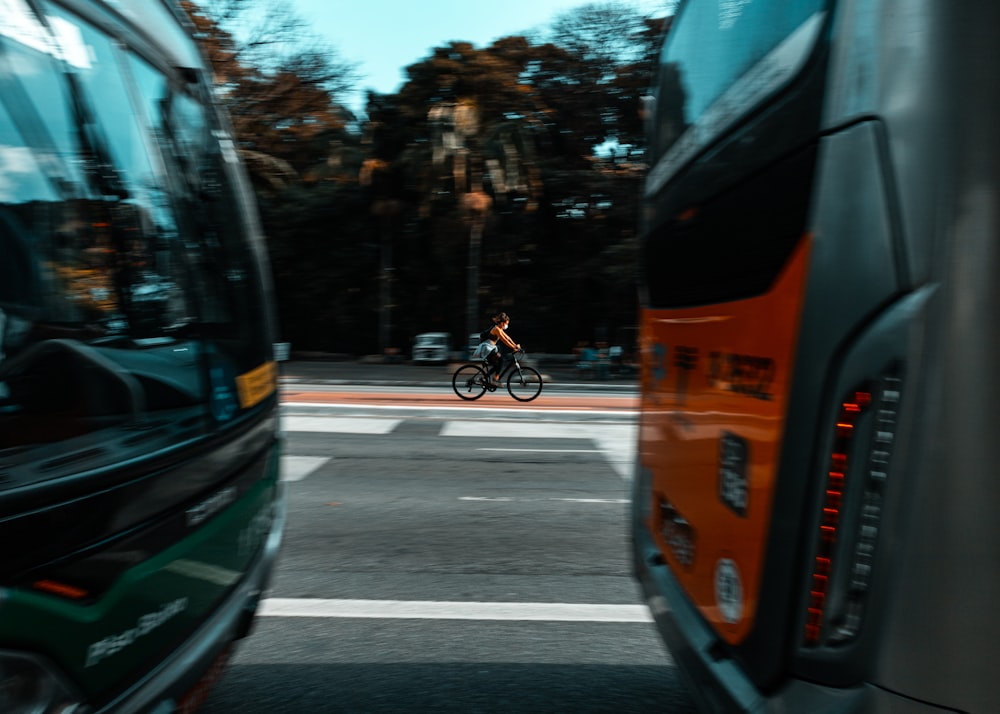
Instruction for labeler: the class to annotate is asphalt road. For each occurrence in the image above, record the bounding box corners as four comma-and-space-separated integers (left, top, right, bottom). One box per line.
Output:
201, 388, 696, 714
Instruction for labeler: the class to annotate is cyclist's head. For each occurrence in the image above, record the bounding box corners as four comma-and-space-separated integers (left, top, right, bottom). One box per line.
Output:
492, 312, 510, 326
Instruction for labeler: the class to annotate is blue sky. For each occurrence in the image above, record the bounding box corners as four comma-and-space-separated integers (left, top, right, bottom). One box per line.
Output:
286, 0, 670, 114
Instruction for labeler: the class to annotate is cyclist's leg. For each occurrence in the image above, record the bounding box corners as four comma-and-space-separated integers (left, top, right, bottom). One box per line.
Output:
487, 349, 502, 380
495, 349, 511, 380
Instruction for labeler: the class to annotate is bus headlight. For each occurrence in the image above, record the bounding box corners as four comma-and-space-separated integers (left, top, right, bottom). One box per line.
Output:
0, 651, 87, 714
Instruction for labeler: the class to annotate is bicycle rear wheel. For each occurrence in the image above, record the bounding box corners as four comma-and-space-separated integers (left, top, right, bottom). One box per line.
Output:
507, 366, 543, 402
452, 364, 489, 400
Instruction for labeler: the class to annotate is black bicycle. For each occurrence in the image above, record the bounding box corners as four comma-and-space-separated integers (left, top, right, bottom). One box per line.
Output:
451, 349, 543, 402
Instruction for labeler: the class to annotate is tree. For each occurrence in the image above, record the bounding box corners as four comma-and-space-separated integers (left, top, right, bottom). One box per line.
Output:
535, 2, 667, 159
181, 0, 674, 354
180, 0, 360, 189
359, 18, 659, 352
181, 0, 373, 350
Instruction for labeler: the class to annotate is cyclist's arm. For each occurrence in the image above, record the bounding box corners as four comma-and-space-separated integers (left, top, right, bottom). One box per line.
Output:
495, 328, 520, 351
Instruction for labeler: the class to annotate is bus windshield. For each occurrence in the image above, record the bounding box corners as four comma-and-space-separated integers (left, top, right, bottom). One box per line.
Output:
651, 0, 828, 166
0, 0, 274, 464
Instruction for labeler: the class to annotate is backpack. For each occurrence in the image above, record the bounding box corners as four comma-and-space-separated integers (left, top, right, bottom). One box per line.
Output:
479, 326, 495, 342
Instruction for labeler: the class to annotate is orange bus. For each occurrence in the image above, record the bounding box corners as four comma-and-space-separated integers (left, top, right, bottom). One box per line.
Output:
632, 0, 1000, 711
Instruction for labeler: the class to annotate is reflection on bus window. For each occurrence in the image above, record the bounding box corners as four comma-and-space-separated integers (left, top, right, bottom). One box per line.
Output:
653, 0, 826, 162
0, 1, 273, 454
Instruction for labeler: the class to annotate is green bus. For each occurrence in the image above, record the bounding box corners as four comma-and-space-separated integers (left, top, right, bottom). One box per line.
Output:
0, 0, 284, 710
633, 0, 1000, 711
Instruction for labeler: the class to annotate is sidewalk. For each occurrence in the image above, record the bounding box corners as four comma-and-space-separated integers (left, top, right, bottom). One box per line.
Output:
278, 359, 638, 391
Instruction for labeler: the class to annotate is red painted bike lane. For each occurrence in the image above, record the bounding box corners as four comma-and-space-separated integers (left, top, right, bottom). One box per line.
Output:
280, 388, 638, 412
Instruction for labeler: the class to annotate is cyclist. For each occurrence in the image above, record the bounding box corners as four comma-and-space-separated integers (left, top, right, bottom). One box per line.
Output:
480, 312, 521, 385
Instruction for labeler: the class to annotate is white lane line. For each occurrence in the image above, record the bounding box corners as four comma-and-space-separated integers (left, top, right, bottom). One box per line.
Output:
280, 417, 636, 480
259, 598, 651, 623
478, 448, 603, 453
443, 420, 636, 481
441, 420, 629, 440
459, 497, 627, 503
281, 456, 331, 482
283, 416, 402, 434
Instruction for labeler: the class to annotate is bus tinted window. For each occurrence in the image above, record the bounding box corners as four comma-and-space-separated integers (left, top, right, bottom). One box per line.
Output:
653, 0, 827, 162
0, 4, 274, 453
126, 53, 244, 333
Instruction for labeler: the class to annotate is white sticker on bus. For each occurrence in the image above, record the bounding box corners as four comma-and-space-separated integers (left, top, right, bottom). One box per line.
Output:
714, 558, 744, 625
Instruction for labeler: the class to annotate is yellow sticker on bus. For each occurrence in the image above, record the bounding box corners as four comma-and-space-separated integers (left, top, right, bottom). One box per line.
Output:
639, 238, 811, 644
235, 361, 278, 409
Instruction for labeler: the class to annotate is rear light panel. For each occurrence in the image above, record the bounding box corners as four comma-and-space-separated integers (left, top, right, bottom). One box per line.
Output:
803, 370, 902, 648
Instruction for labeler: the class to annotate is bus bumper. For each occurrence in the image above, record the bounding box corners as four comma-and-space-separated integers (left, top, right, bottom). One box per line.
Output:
633, 517, 768, 714
100, 481, 287, 714
632, 520, 951, 714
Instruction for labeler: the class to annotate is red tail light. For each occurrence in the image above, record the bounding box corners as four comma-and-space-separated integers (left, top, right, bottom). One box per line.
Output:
805, 390, 871, 645
803, 372, 901, 647
33, 579, 89, 600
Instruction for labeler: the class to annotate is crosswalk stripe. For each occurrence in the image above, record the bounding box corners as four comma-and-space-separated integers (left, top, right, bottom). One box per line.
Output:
283, 416, 402, 434
281, 456, 331, 482
459, 497, 628, 503
442, 420, 636, 480
478, 447, 602, 453
440, 420, 630, 440
281, 417, 636, 481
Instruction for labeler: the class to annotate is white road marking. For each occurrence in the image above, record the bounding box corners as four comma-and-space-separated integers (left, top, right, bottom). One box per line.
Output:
281, 417, 636, 481
443, 420, 636, 480
282, 403, 639, 419
281, 456, 331, 482
478, 447, 603, 453
441, 420, 629, 440
283, 416, 402, 434
259, 598, 651, 623
459, 497, 627, 504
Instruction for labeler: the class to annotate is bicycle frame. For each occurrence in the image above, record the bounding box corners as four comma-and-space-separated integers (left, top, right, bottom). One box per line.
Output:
452, 350, 542, 402
483, 350, 525, 380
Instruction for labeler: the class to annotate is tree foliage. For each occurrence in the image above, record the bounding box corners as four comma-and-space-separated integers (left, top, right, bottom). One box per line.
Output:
185, 0, 670, 355
181, 0, 359, 186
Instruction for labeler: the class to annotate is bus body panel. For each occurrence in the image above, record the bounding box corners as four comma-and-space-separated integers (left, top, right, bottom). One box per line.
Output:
820, 2, 1000, 711
639, 239, 811, 646
1, 462, 282, 701
635, 283, 944, 711
866, 10, 1000, 710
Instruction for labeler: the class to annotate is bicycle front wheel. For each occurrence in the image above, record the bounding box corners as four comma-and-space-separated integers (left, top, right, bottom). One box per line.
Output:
452, 364, 489, 400
507, 366, 543, 402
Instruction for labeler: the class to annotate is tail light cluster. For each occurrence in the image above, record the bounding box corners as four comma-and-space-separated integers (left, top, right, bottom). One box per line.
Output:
804, 371, 902, 647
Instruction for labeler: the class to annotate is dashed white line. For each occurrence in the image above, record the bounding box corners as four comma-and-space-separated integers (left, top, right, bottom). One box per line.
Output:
281, 456, 331, 482
280, 417, 636, 481
459, 497, 627, 504
283, 416, 402, 434
478, 447, 603, 453
443, 420, 636, 480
